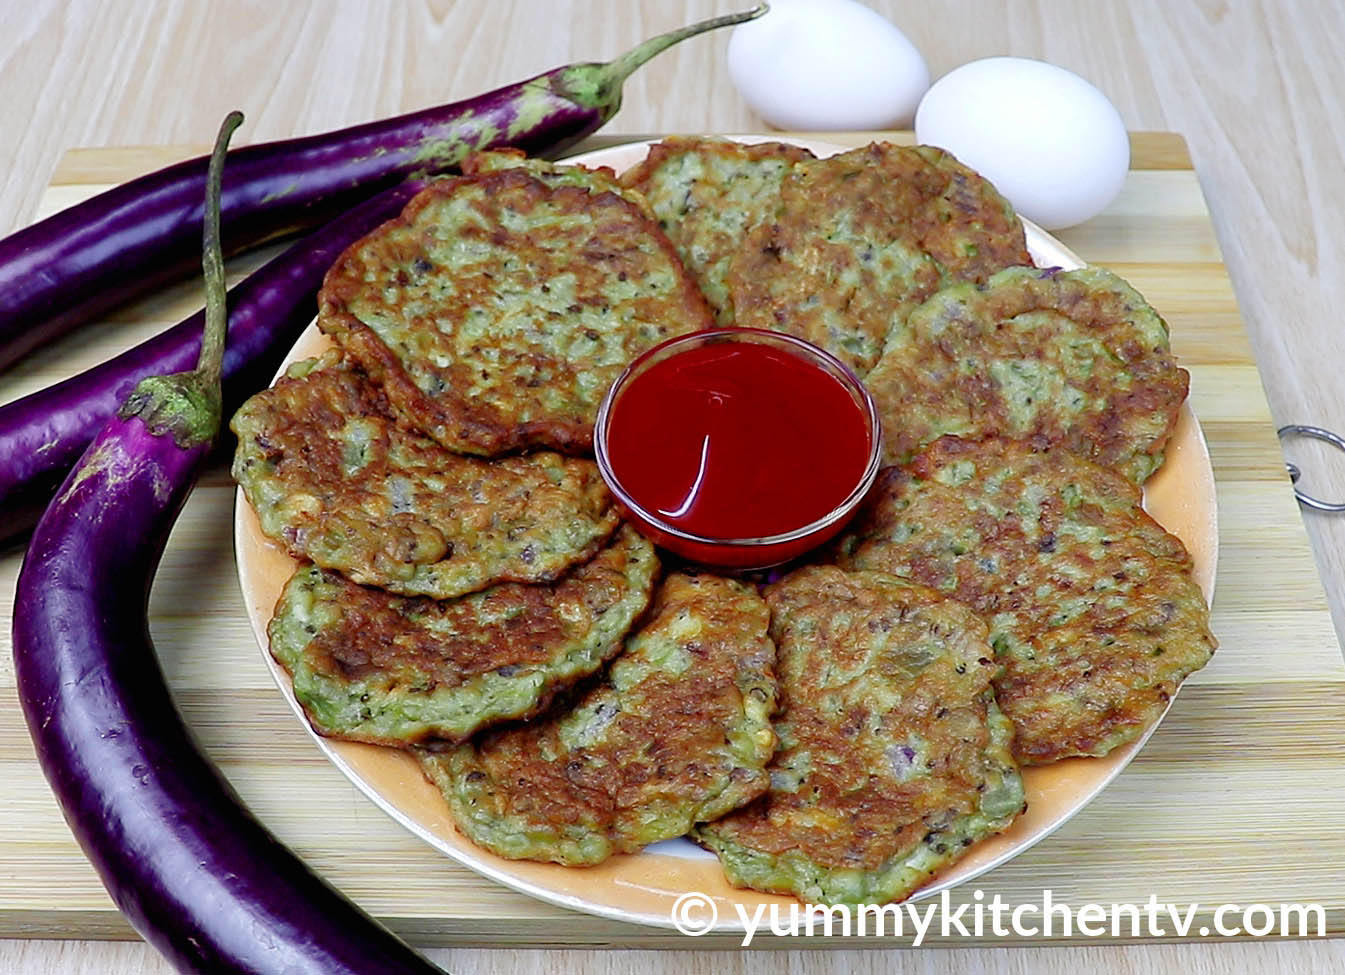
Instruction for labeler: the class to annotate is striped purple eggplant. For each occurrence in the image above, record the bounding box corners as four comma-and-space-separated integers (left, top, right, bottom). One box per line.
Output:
0, 180, 424, 545
0, 6, 764, 371
13, 113, 447, 975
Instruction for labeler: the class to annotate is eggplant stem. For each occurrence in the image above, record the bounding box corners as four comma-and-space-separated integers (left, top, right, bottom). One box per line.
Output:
606, 5, 768, 85
117, 111, 244, 448
197, 110, 244, 389
554, 4, 768, 112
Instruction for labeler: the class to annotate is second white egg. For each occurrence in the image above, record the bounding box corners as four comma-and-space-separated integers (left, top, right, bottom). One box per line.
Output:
915, 57, 1130, 230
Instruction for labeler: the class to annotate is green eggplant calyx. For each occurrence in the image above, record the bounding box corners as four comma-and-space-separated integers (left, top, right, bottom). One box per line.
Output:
556, 5, 768, 118
119, 371, 222, 447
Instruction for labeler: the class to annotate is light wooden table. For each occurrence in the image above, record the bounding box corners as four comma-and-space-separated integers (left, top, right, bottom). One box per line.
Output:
3, 1, 1343, 972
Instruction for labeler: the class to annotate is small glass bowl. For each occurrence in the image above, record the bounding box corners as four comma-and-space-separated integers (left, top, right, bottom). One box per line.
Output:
593, 328, 882, 571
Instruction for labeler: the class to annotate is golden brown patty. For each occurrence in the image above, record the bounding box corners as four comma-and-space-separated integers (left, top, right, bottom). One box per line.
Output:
695, 566, 1024, 906
461, 149, 650, 212
318, 166, 715, 456
866, 266, 1189, 482
728, 142, 1031, 376
620, 136, 815, 323
231, 353, 618, 599
267, 526, 657, 745
418, 573, 778, 865
833, 437, 1217, 764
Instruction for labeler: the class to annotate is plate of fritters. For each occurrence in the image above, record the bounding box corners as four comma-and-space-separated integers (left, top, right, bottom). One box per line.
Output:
234, 136, 1217, 928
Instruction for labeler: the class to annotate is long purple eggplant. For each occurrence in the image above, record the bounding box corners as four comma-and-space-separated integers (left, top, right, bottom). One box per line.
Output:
0, 6, 763, 372
0, 180, 424, 546
13, 114, 446, 974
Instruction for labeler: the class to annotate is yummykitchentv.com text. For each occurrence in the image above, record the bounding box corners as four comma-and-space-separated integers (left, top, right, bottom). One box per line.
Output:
669, 889, 1327, 946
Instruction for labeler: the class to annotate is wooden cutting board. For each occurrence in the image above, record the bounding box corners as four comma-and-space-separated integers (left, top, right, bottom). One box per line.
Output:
1, 133, 1341, 947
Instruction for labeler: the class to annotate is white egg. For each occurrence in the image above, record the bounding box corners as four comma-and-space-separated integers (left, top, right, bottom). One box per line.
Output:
728, 0, 929, 130
914, 57, 1130, 230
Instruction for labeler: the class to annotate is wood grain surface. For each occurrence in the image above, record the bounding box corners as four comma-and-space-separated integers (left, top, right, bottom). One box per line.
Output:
3, 1, 1344, 972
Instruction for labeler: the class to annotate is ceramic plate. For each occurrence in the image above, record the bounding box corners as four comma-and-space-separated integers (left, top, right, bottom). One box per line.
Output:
234, 137, 1218, 931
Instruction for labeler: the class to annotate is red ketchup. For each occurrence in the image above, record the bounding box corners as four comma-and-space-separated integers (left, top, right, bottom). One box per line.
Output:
596, 329, 879, 569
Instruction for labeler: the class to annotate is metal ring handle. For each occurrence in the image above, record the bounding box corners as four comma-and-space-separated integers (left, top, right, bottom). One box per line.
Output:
1277, 424, 1345, 511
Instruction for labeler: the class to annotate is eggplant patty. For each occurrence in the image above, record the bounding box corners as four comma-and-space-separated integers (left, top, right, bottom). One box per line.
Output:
728, 141, 1032, 377
419, 573, 779, 866
267, 526, 657, 746
232, 352, 618, 599
865, 265, 1189, 483
462, 148, 652, 212
317, 162, 715, 456
695, 565, 1025, 907
833, 436, 1217, 765
620, 136, 816, 324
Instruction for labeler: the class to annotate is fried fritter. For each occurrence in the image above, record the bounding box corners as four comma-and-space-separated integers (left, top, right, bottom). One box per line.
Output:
619, 136, 816, 323
231, 353, 618, 599
728, 142, 1032, 376
318, 166, 715, 456
267, 526, 658, 746
833, 437, 1217, 764
695, 566, 1024, 907
419, 573, 778, 866
461, 149, 649, 212
866, 266, 1189, 482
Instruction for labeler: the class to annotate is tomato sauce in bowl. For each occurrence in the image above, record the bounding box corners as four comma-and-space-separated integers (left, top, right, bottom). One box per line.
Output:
595, 329, 881, 569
